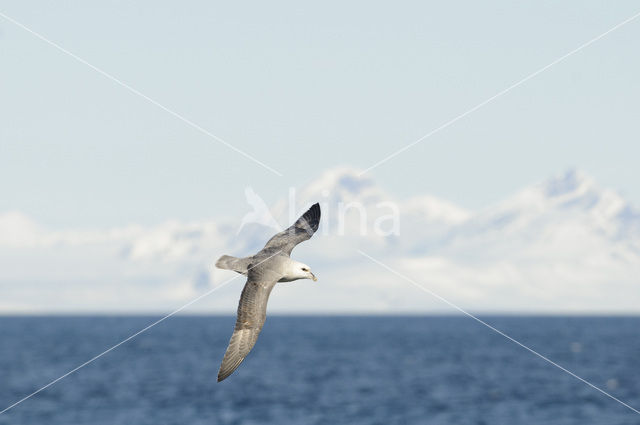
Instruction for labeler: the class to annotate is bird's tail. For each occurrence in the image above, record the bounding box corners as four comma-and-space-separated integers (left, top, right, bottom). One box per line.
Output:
215, 255, 250, 275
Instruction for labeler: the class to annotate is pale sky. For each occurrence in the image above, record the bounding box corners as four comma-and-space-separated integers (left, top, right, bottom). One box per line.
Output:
1, 1, 640, 229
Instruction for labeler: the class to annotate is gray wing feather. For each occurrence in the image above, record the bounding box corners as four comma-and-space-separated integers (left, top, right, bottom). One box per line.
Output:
217, 266, 281, 382
262, 203, 320, 256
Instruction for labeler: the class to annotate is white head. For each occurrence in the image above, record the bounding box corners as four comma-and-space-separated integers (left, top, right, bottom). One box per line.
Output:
289, 260, 317, 282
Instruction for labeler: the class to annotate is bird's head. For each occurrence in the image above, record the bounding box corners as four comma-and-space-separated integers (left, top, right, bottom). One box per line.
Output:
295, 262, 317, 282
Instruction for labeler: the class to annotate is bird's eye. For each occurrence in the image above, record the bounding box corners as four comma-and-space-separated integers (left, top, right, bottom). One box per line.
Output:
301, 267, 308, 272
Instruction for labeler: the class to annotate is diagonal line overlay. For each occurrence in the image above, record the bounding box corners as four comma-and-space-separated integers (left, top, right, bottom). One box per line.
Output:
0, 11, 283, 177
0, 251, 282, 415
359, 10, 640, 176
358, 249, 640, 416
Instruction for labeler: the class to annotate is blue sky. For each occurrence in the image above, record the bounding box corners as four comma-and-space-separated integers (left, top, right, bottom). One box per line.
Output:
1, 1, 639, 228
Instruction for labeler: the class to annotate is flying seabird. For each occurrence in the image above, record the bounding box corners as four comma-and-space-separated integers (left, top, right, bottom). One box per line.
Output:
215, 203, 321, 382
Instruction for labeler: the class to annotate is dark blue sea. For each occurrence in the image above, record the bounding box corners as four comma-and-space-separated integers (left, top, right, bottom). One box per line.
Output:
0, 316, 639, 425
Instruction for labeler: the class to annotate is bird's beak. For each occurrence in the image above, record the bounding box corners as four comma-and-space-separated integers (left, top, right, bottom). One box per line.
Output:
311, 273, 318, 282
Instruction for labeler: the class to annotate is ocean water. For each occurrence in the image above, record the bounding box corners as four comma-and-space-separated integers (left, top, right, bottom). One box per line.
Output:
0, 316, 638, 425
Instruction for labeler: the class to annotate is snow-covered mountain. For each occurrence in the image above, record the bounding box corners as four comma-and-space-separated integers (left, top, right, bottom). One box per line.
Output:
1, 167, 639, 313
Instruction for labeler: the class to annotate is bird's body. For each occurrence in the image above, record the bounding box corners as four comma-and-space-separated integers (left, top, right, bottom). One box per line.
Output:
215, 203, 321, 382
216, 252, 313, 282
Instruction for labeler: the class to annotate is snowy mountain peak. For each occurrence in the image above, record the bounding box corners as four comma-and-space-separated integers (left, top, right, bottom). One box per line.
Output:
469, 168, 639, 243
503, 169, 614, 214
297, 166, 383, 205
539, 169, 631, 221
3, 167, 640, 313
302, 166, 373, 192
543, 168, 594, 199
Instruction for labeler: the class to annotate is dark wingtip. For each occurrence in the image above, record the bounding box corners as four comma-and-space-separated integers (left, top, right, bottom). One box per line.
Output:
303, 203, 321, 232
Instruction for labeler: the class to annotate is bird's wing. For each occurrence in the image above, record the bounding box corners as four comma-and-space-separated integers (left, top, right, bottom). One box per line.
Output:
217, 266, 281, 382
262, 203, 321, 256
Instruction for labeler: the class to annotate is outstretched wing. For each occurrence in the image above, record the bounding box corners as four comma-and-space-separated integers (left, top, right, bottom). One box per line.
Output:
262, 203, 321, 256
217, 267, 281, 382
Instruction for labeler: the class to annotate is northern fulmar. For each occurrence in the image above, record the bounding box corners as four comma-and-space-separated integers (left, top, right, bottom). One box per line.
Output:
215, 203, 321, 382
